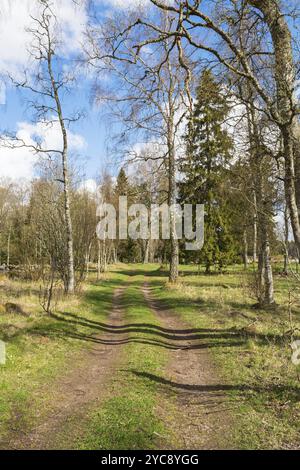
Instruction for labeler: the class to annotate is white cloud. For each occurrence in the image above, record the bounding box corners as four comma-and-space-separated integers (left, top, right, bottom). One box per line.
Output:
0, 0, 88, 93
98, 0, 149, 8
98, 0, 172, 8
78, 178, 98, 194
0, 0, 33, 74
0, 119, 87, 181
17, 120, 87, 152
52, 0, 88, 56
0, 1, 88, 181
0, 145, 37, 181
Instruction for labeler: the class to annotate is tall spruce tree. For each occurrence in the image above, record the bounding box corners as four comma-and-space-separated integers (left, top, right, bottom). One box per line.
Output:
114, 168, 139, 262
115, 168, 130, 197
180, 70, 235, 273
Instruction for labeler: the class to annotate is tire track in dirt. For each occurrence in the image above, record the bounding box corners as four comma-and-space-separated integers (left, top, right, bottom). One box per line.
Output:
3, 286, 127, 450
142, 282, 236, 450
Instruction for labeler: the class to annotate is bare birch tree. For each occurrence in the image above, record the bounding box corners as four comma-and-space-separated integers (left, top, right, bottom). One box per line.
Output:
2, 0, 78, 293
86, 10, 192, 282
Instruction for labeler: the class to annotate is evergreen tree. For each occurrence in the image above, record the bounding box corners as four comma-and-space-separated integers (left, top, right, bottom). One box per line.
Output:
114, 168, 137, 262
115, 168, 130, 197
180, 70, 235, 273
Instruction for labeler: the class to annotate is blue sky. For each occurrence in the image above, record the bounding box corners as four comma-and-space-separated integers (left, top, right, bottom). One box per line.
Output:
0, 78, 108, 179
0, 0, 147, 183
2, 0, 298, 186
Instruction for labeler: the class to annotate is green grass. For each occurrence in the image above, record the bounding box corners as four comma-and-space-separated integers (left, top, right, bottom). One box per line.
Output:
77, 273, 172, 450
1, 263, 300, 450
0, 270, 125, 446
143, 263, 300, 449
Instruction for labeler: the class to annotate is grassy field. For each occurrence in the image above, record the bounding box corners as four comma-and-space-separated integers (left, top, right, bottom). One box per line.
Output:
0, 271, 125, 445
0, 263, 300, 449
146, 263, 300, 449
